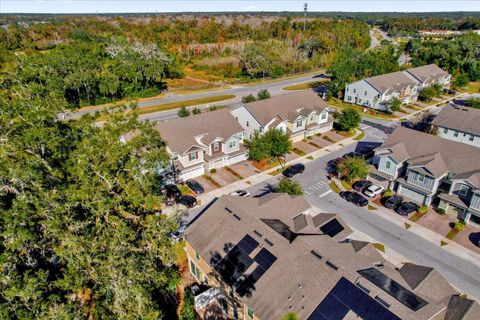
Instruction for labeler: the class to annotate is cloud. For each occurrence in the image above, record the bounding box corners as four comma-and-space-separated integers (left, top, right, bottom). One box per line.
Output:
242, 4, 261, 11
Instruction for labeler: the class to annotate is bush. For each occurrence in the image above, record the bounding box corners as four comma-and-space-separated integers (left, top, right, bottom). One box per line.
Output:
210, 168, 217, 174
436, 207, 446, 215
454, 221, 466, 232
274, 178, 303, 196
382, 189, 395, 199
335, 108, 361, 131
453, 72, 469, 88
180, 288, 197, 320
241, 94, 256, 103
257, 89, 271, 100
465, 97, 480, 109
417, 206, 428, 214
177, 106, 190, 117
192, 107, 201, 115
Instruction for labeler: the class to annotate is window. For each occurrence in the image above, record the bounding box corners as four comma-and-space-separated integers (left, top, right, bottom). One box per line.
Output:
385, 161, 391, 169
321, 112, 327, 120
235, 116, 238, 121
364, 91, 367, 96
213, 142, 220, 151
377, 94, 381, 98
358, 98, 362, 103
228, 140, 237, 149
454, 131, 459, 137
346, 87, 349, 92
417, 174, 425, 183
458, 185, 469, 196
470, 135, 475, 142
189, 152, 198, 161
246, 306, 254, 319
353, 88, 356, 93
189, 260, 201, 280
443, 128, 448, 134
296, 120, 303, 128
246, 121, 249, 127
347, 96, 352, 101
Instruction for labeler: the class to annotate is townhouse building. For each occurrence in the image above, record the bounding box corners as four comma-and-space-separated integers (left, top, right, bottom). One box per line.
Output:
154, 108, 247, 181
373, 127, 480, 225
184, 193, 479, 320
431, 104, 480, 148
230, 90, 333, 142
344, 64, 451, 111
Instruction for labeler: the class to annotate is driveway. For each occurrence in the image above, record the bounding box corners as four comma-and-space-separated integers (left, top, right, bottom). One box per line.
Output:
228, 161, 260, 179
209, 167, 239, 186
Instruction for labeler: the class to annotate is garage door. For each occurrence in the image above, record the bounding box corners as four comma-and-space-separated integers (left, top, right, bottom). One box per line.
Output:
179, 166, 205, 181
225, 153, 248, 166
398, 185, 427, 205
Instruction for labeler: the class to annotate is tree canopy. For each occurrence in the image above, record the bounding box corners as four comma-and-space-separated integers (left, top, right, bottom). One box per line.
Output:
336, 157, 370, 182
244, 129, 292, 165
335, 109, 362, 132
274, 178, 304, 196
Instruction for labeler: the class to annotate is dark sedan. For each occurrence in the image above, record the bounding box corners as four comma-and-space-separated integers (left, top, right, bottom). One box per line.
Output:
165, 184, 181, 198
176, 195, 197, 208
282, 163, 305, 178
352, 180, 372, 192
395, 202, 419, 216
340, 191, 369, 207
384, 195, 404, 209
186, 179, 204, 194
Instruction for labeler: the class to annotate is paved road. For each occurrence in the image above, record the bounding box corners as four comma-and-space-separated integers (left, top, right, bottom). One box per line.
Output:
185, 122, 480, 299
71, 72, 323, 121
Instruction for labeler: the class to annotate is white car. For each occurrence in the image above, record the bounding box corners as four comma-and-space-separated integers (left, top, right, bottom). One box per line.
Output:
363, 184, 384, 198
229, 190, 250, 197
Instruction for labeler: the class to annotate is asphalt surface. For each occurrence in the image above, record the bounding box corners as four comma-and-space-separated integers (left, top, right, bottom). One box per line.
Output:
185, 121, 480, 299
71, 72, 324, 122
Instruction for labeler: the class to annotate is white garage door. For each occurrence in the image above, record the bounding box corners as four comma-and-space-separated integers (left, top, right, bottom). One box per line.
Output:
225, 153, 248, 166
179, 166, 205, 181
398, 185, 427, 205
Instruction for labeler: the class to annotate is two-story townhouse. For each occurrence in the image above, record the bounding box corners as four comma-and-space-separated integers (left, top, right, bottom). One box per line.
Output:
373, 127, 480, 225
154, 108, 247, 181
431, 104, 480, 148
184, 193, 479, 320
344, 64, 451, 111
230, 90, 332, 142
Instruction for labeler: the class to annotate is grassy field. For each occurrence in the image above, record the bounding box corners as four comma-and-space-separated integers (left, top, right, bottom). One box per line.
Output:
461, 81, 480, 94
98, 94, 236, 121
283, 79, 329, 91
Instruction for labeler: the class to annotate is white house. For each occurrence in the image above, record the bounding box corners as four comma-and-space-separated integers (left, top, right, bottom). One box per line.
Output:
154, 108, 247, 181
230, 90, 333, 142
344, 64, 451, 111
432, 104, 480, 148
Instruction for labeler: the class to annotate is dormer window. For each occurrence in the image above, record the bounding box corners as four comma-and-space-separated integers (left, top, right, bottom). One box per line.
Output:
189, 152, 198, 161
296, 120, 303, 128
458, 185, 469, 197
321, 112, 327, 120
213, 142, 220, 152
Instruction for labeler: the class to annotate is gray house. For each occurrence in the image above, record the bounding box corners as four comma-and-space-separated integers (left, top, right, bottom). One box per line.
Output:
373, 127, 480, 225
344, 64, 450, 111
431, 104, 480, 148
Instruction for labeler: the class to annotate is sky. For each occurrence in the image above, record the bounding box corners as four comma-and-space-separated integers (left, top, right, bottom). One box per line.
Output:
1, 0, 480, 14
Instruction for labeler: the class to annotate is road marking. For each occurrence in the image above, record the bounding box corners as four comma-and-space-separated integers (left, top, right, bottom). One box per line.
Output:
318, 190, 332, 198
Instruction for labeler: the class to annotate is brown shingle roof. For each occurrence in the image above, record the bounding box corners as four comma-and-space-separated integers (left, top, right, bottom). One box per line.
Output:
406, 64, 449, 83
241, 90, 329, 126
432, 104, 480, 136
399, 263, 434, 290
154, 108, 244, 154
365, 71, 418, 94
376, 127, 480, 186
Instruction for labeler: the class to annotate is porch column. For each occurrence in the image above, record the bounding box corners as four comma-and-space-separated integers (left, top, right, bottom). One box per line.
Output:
463, 212, 472, 224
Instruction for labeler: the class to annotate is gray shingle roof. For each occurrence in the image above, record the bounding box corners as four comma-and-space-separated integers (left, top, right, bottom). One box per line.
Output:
399, 263, 434, 290
365, 71, 419, 94
432, 104, 480, 136
405, 64, 449, 83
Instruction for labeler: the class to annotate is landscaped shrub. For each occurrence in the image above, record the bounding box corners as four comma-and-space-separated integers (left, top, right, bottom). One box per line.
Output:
417, 206, 428, 214
454, 221, 466, 232
210, 168, 217, 174
436, 207, 446, 215
382, 189, 395, 199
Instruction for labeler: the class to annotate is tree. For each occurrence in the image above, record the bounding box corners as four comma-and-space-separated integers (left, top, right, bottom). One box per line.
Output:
178, 106, 190, 117
454, 73, 470, 88
274, 178, 303, 196
335, 108, 361, 131
242, 94, 257, 103
283, 312, 299, 320
466, 97, 480, 109
336, 157, 370, 181
257, 89, 271, 100
0, 84, 180, 318
244, 131, 270, 162
418, 87, 435, 102
264, 129, 292, 167
387, 97, 402, 112
180, 288, 197, 320
192, 107, 201, 115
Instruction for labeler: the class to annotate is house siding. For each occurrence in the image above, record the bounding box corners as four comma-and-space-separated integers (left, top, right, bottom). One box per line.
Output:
344, 80, 383, 110
436, 126, 480, 148
230, 106, 263, 139
471, 194, 480, 211
406, 169, 436, 192
378, 155, 398, 177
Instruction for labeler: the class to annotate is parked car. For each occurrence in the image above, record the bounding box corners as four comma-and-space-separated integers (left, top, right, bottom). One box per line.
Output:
282, 163, 305, 178
395, 202, 419, 216
327, 157, 343, 168
230, 190, 250, 197
176, 195, 197, 208
253, 190, 272, 198
186, 179, 204, 194
363, 184, 385, 198
384, 195, 404, 209
444, 88, 456, 95
352, 180, 373, 192
340, 191, 369, 207
165, 184, 181, 198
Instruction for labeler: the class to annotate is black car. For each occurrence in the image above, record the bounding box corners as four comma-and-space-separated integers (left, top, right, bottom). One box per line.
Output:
165, 184, 181, 198
352, 180, 373, 192
186, 179, 204, 194
282, 163, 305, 178
384, 195, 404, 209
176, 195, 197, 208
395, 202, 419, 216
444, 88, 456, 95
340, 191, 368, 207
327, 157, 343, 168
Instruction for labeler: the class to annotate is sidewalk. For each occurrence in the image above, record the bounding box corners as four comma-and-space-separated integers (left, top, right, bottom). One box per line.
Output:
333, 177, 480, 267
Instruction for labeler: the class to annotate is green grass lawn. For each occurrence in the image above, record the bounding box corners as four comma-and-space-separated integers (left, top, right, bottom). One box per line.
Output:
292, 147, 306, 156
283, 80, 329, 91
329, 181, 341, 193
354, 128, 365, 141
327, 98, 395, 120
458, 81, 480, 94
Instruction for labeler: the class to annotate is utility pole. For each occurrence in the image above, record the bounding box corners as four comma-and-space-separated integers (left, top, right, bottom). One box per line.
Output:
303, 1, 308, 32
